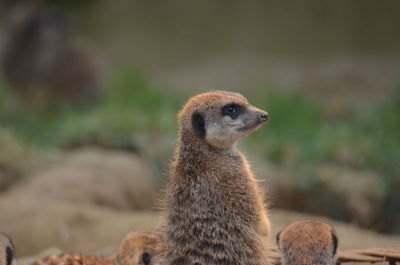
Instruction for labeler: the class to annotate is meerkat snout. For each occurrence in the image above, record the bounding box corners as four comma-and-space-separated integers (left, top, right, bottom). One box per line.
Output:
0, 233, 16, 265
259, 113, 269, 121
277, 220, 338, 265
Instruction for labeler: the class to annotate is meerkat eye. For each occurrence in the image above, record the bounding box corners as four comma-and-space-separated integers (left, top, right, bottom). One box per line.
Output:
226, 104, 238, 114
222, 103, 242, 119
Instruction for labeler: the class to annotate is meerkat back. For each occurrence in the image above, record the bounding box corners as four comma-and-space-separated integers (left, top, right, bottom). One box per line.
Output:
277, 220, 338, 265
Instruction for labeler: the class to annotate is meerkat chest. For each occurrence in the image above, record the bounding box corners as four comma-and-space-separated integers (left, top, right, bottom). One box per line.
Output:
166, 178, 264, 265
171, 172, 258, 225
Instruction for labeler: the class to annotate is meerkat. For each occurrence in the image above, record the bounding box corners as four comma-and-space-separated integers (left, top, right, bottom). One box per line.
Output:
0, 2, 102, 108
32, 231, 165, 265
0, 232, 16, 265
276, 220, 338, 265
116, 231, 165, 265
161, 91, 271, 265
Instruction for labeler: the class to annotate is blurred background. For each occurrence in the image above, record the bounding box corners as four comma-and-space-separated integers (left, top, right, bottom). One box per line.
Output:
0, 0, 399, 259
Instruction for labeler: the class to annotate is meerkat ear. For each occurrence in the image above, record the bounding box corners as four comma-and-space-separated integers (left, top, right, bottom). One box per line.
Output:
6, 246, 14, 265
192, 112, 206, 138
140, 251, 151, 265
331, 230, 338, 255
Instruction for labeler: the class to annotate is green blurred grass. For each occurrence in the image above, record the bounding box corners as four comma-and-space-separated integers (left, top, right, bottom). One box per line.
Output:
248, 89, 400, 192
0, 66, 183, 149
0, 66, 399, 231
0, 67, 398, 192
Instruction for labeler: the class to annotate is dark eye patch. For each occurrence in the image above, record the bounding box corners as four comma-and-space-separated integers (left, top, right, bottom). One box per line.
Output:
222, 103, 242, 119
192, 112, 206, 138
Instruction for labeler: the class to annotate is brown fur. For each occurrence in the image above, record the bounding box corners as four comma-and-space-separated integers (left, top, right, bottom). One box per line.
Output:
277, 221, 338, 265
32, 254, 113, 265
32, 231, 165, 265
117, 231, 165, 265
0, 232, 16, 265
161, 91, 271, 265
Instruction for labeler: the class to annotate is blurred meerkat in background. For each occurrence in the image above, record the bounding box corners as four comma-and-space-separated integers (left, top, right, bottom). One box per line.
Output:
0, 2, 104, 109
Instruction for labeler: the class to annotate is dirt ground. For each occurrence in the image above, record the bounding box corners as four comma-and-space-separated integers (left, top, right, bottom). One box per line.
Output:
0, 148, 398, 261
5, 208, 400, 261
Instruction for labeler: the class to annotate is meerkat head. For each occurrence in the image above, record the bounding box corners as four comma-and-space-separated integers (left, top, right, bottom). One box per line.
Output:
178, 91, 268, 149
0, 233, 16, 265
116, 231, 165, 265
276, 221, 338, 265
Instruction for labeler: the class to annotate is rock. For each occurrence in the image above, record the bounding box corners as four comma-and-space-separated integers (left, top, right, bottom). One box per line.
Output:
9, 148, 158, 210
18, 247, 62, 265
0, 197, 161, 256
0, 129, 33, 191
252, 157, 386, 229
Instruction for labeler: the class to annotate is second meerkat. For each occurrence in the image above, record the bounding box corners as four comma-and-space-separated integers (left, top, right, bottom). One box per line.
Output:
277, 221, 338, 265
162, 91, 271, 265
32, 231, 165, 265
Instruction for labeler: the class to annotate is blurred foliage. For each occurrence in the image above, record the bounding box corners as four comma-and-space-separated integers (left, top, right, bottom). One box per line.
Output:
0, 67, 399, 231
0, 66, 182, 150
248, 88, 400, 192
245, 88, 400, 232
0, 68, 398, 190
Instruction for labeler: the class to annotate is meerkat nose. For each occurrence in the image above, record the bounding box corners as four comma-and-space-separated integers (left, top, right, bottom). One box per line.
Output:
259, 113, 269, 121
